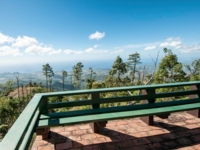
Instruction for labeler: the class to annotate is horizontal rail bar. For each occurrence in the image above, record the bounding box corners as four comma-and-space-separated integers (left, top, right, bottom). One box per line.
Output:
100, 95, 148, 103
40, 81, 200, 98
47, 100, 94, 109
19, 110, 40, 150
47, 95, 148, 109
156, 89, 200, 98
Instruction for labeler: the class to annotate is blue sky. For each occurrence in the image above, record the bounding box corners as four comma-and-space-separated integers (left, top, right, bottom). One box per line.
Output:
0, 0, 200, 72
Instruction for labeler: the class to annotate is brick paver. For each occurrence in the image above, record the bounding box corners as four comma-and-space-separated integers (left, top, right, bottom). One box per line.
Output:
32, 112, 200, 150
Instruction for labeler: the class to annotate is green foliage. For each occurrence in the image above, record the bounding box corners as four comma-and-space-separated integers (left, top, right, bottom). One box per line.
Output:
109, 56, 127, 86
0, 96, 30, 140
73, 62, 84, 89
154, 48, 188, 84
42, 63, 54, 91
0, 80, 14, 96
92, 81, 105, 89
62, 71, 68, 91
185, 59, 200, 81
86, 68, 96, 89
154, 48, 189, 101
127, 52, 142, 85
0, 124, 9, 135
32, 87, 46, 94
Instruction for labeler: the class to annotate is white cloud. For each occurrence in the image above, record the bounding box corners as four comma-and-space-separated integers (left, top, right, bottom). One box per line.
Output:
12, 36, 38, 47
85, 48, 94, 52
159, 37, 182, 47
89, 31, 105, 40
85, 47, 108, 53
0, 32, 14, 44
111, 48, 124, 53
144, 46, 157, 50
84, 47, 108, 53
48, 49, 62, 55
178, 44, 200, 53
124, 42, 160, 49
25, 45, 54, 54
113, 49, 124, 53
63, 49, 83, 54
0, 46, 22, 56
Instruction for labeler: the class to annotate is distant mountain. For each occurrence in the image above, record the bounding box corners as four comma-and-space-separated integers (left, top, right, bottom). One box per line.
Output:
0, 67, 157, 90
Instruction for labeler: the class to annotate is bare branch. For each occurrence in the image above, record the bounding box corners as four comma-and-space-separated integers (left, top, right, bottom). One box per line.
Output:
141, 65, 146, 85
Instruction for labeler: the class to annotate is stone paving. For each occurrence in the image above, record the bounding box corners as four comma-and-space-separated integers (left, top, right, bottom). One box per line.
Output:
32, 112, 200, 150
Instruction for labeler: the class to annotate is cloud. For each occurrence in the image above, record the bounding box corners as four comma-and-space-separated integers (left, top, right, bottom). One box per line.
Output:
178, 44, 200, 53
85, 47, 108, 53
111, 48, 124, 53
85, 48, 94, 52
12, 36, 38, 47
144, 46, 157, 50
63, 49, 83, 54
112, 49, 124, 53
124, 42, 160, 49
89, 31, 105, 40
159, 37, 182, 47
0, 32, 14, 44
25, 45, 54, 54
48, 49, 62, 55
0, 46, 22, 56
63, 47, 108, 55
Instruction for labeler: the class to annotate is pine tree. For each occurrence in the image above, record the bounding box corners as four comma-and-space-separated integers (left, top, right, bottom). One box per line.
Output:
42, 63, 54, 91
109, 55, 127, 86
154, 48, 187, 84
73, 62, 84, 90
62, 71, 68, 91
127, 52, 142, 85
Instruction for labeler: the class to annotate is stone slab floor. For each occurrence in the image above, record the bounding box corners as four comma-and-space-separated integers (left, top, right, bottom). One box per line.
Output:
32, 112, 200, 150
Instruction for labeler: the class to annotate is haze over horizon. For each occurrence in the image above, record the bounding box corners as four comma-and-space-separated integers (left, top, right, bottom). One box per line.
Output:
0, 0, 200, 73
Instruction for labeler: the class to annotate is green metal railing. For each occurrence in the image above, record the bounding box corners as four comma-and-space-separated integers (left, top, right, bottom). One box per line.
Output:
1, 81, 200, 149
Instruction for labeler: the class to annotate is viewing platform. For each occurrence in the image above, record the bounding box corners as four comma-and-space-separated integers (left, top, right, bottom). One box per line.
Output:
1, 81, 200, 150
32, 112, 200, 150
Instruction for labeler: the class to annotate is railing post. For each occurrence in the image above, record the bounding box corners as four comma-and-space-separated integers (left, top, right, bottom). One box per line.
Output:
91, 92, 100, 109
140, 89, 154, 125
147, 88, 156, 103
140, 88, 170, 125
36, 97, 49, 139
39, 97, 48, 114
90, 92, 107, 133
187, 85, 200, 118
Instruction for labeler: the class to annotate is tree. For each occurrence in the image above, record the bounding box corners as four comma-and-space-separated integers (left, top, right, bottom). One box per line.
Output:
86, 68, 96, 89
163, 47, 168, 56
0, 80, 14, 97
48, 73, 54, 92
184, 59, 200, 81
89, 67, 96, 80
109, 55, 127, 86
42, 63, 54, 91
127, 52, 142, 85
73, 62, 84, 90
14, 74, 20, 100
62, 71, 68, 91
154, 48, 188, 84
